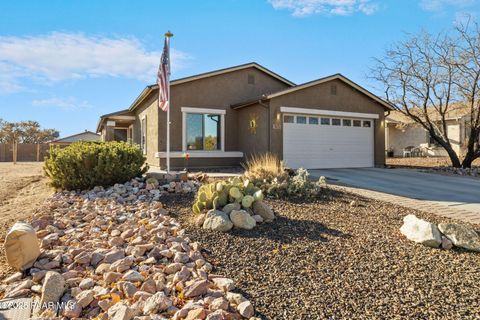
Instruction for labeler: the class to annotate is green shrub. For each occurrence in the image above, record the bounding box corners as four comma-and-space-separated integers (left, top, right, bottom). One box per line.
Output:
44, 141, 148, 190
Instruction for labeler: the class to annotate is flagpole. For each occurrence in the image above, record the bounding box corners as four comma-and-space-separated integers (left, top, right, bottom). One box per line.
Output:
165, 31, 173, 173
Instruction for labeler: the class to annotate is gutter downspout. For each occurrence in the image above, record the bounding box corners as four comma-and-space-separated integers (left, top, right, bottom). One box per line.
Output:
384, 110, 391, 160
258, 97, 270, 152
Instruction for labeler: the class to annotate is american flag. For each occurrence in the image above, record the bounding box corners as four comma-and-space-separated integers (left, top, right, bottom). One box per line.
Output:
157, 36, 170, 112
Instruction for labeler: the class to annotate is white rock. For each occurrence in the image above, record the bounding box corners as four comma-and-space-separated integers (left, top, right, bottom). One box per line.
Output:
202, 210, 233, 232
237, 300, 254, 318
40, 271, 65, 307
230, 210, 256, 230
222, 203, 241, 214
108, 302, 134, 320
76, 289, 94, 307
400, 214, 441, 248
143, 292, 172, 314
252, 201, 275, 222
79, 278, 94, 290
122, 270, 144, 282
212, 277, 235, 291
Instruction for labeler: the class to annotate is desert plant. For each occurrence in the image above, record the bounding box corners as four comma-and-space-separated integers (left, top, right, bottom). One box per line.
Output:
192, 177, 263, 214
44, 141, 148, 190
247, 163, 327, 199
243, 153, 287, 183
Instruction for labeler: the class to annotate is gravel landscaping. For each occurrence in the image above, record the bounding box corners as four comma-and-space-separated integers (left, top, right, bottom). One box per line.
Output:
169, 191, 480, 320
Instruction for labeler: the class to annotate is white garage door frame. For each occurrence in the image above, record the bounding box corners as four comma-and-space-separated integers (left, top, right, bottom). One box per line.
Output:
281, 107, 377, 169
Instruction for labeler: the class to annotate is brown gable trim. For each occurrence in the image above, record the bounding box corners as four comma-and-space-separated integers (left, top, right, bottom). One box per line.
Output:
128, 62, 295, 112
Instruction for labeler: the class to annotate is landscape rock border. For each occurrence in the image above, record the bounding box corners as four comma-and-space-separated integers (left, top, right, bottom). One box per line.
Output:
400, 214, 480, 252
0, 177, 258, 319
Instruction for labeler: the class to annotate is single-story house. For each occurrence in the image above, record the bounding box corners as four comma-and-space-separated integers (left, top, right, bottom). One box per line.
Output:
385, 106, 472, 157
97, 62, 393, 169
50, 130, 101, 145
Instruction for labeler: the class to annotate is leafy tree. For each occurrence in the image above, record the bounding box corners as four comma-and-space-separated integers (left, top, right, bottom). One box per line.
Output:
0, 118, 59, 143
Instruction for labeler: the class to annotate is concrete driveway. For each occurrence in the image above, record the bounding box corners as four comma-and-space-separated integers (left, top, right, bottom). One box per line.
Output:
310, 168, 480, 215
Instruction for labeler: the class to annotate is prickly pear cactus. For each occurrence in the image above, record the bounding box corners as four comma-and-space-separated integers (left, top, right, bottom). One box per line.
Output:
192, 176, 264, 214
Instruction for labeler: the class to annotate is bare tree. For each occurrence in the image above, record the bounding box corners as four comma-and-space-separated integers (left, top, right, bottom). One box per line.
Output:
371, 20, 480, 168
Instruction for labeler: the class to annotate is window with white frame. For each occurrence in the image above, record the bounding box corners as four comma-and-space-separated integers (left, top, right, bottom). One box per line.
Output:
185, 112, 222, 151
141, 116, 147, 154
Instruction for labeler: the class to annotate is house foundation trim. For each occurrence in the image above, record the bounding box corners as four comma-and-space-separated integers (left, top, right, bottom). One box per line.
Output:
155, 151, 243, 158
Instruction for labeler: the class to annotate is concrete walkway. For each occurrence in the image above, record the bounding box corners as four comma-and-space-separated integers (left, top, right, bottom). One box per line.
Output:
310, 168, 480, 224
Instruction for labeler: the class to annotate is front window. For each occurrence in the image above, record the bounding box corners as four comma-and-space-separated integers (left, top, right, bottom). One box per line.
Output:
186, 113, 221, 150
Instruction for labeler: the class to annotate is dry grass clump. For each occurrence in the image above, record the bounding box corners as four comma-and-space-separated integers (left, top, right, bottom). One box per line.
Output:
242, 153, 285, 182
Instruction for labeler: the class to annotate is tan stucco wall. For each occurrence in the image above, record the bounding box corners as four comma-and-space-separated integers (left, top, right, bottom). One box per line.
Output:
161, 67, 290, 153
268, 79, 387, 166
134, 93, 160, 167
136, 67, 290, 169
236, 103, 269, 159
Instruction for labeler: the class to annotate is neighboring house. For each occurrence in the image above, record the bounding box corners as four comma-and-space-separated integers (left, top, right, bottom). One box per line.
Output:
97, 62, 392, 169
50, 130, 101, 145
385, 106, 472, 157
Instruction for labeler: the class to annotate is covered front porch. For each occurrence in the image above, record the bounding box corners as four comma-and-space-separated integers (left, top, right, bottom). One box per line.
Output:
96, 109, 136, 142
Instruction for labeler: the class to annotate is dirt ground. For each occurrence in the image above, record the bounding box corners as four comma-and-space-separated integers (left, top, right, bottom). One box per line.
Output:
0, 162, 52, 278
386, 156, 480, 168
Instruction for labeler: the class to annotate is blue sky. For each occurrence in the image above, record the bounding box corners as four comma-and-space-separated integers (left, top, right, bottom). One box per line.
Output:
0, 0, 479, 136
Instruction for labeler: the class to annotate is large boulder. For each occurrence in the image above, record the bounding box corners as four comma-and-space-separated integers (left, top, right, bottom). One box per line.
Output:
438, 223, 480, 252
252, 201, 275, 222
222, 203, 241, 214
230, 210, 256, 230
4, 222, 41, 271
202, 210, 233, 232
400, 214, 442, 248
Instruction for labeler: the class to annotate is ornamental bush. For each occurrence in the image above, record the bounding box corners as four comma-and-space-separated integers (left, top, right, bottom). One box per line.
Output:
44, 141, 148, 190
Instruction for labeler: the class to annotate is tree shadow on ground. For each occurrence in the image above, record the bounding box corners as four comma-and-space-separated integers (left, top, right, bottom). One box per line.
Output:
229, 215, 350, 244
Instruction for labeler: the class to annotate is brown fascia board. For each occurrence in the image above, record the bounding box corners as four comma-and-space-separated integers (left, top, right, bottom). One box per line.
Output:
231, 95, 269, 109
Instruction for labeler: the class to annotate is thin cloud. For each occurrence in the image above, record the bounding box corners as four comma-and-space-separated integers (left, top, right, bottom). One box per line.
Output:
268, 0, 380, 17
420, 0, 478, 12
0, 32, 191, 94
32, 97, 93, 111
